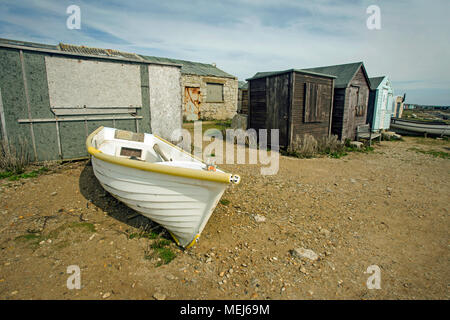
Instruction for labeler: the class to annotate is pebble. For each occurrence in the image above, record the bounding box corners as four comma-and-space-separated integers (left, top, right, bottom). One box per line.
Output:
320, 228, 331, 238
290, 248, 319, 261
102, 292, 111, 299
51, 192, 57, 196
165, 274, 177, 280
253, 214, 266, 223
153, 292, 166, 300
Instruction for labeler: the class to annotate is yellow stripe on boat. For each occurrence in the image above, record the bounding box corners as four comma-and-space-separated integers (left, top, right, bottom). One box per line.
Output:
86, 126, 232, 184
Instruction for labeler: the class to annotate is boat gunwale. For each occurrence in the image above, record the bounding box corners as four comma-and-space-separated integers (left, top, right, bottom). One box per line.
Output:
86, 126, 234, 184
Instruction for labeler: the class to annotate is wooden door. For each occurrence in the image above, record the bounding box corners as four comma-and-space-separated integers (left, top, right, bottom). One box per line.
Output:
184, 87, 201, 121
380, 89, 388, 129
348, 86, 359, 139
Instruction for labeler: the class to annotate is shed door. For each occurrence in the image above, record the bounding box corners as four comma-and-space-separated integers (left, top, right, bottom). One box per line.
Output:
348, 86, 359, 139
184, 87, 201, 121
379, 89, 388, 129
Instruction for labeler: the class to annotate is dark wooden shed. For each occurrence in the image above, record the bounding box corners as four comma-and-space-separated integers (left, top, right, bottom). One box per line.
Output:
246, 69, 336, 149
302, 62, 371, 140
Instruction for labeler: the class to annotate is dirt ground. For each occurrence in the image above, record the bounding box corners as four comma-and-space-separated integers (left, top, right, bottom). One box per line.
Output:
0, 136, 448, 300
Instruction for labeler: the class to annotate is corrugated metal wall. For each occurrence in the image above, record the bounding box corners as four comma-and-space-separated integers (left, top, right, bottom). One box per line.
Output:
0, 47, 182, 161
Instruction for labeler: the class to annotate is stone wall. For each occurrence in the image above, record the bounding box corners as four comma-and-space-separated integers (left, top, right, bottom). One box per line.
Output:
182, 74, 237, 120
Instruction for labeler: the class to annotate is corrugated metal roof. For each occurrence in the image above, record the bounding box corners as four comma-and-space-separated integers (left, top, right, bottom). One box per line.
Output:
59, 43, 143, 61
140, 55, 236, 79
369, 76, 385, 90
246, 68, 336, 81
302, 62, 367, 88
0, 38, 179, 67
0, 38, 58, 50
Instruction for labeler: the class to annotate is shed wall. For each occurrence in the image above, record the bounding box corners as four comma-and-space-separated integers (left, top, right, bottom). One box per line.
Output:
0, 47, 182, 161
332, 67, 370, 140
182, 74, 237, 120
148, 64, 182, 141
45, 56, 142, 107
291, 72, 333, 143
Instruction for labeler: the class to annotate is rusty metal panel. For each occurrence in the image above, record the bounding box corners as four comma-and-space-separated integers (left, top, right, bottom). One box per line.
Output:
184, 87, 201, 121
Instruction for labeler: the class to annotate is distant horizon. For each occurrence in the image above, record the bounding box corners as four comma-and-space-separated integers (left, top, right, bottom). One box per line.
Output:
0, 0, 449, 105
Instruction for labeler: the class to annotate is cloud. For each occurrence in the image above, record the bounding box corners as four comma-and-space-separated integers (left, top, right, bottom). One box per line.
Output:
0, 0, 449, 104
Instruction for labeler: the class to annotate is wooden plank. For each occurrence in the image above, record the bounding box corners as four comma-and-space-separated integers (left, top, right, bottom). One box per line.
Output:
20, 49, 38, 160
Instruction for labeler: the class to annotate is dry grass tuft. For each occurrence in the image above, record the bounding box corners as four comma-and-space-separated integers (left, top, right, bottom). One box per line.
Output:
0, 138, 31, 174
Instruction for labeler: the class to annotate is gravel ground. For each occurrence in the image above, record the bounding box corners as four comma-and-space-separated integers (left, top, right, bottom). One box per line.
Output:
0, 136, 448, 300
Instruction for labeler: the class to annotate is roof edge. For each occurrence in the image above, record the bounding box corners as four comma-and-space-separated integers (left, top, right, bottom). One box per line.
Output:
246, 68, 336, 81
0, 41, 182, 68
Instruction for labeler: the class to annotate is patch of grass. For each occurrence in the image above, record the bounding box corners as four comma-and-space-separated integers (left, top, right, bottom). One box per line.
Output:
409, 147, 450, 159
220, 199, 230, 206
146, 239, 176, 266
411, 136, 450, 146
47, 222, 96, 239
5, 167, 49, 181
329, 151, 348, 159
0, 171, 14, 179
128, 230, 159, 240
15, 233, 46, 249
150, 239, 172, 249
156, 247, 177, 266
283, 134, 375, 159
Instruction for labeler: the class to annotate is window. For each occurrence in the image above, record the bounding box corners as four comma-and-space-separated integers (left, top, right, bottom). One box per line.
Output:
206, 83, 224, 103
304, 83, 326, 122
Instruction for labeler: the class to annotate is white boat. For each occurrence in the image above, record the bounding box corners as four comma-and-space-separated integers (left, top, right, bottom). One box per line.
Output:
86, 126, 240, 248
390, 118, 450, 136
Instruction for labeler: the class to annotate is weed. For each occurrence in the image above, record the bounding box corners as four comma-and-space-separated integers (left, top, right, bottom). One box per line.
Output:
145, 239, 177, 266
4, 167, 49, 181
15, 233, 46, 249
409, 147, 450, 159
128, 230, 159, 240
220, 199, 230, 206
0, 138, 31, 174
47, 222, 96, 239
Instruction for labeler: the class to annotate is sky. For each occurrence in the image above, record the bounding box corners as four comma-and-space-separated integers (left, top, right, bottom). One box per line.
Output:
0, 0, 449, 105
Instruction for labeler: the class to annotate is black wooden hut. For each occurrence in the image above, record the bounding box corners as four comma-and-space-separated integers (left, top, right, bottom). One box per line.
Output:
246, 69, 336, 149
302, 62, 371, 140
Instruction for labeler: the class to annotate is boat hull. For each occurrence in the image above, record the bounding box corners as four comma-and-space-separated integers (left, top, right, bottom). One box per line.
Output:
390, 118, 450, 136
92, 157, 227, 247
86, 126, 239, 248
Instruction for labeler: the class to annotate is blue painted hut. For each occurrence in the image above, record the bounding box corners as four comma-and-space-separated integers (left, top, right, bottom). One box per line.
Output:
367, 76, 394, 132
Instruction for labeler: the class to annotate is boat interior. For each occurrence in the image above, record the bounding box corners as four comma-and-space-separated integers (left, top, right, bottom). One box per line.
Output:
91, 127, 209, 170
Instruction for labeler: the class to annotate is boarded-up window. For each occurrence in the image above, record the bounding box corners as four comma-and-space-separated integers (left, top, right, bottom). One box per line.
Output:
206, 83, 224, 102
304, 83, 326, 122
356, 105, 365, 117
